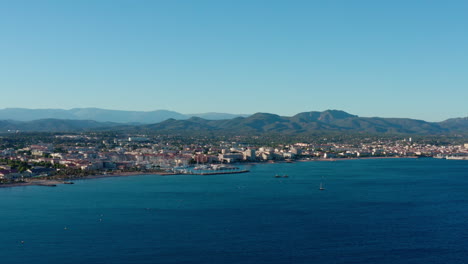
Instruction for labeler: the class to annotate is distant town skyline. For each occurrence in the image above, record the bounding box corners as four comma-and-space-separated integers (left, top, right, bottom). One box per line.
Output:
1, 1, 467, 122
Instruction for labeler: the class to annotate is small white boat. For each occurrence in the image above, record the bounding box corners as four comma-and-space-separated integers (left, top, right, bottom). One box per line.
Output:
319, 175, 325, 190
319, 182, 325, 191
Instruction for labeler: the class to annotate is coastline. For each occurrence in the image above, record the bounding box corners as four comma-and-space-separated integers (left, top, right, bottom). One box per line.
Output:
79, 171, 179, 180
0, 156, 423, 189
0, 180, 71, 188
254, 156, 420, 164
300, 156, 419, 162
0, 171, 179, 189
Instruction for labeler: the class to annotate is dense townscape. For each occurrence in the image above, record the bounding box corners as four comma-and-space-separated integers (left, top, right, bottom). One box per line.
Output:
1, 132, 467, 185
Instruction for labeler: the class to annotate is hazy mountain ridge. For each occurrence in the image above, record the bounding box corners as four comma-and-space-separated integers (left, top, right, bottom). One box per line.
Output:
0, 108, 248, 123
0, 110, 466, 134
0, 119, 123, 132
139, 110, 467, 135
190, 112, 250, 120
439, 117, 468, 132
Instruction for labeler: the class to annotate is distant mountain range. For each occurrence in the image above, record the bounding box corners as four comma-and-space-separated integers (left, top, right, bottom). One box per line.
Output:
0, 119, 122, 132
0, 108, 249, 123
0, 109, 466, 135
141, 110, 467, 135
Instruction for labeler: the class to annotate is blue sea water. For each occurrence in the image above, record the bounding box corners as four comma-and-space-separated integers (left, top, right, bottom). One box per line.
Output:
1, 158, 468, 264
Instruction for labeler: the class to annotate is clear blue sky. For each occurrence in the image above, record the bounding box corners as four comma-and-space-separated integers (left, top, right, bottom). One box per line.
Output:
1, 0, 467, 121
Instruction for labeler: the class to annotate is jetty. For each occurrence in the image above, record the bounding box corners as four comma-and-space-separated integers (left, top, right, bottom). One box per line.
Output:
187, 169, 250, 176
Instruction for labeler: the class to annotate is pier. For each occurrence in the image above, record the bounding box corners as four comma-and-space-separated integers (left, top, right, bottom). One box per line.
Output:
186, 169, 250, 176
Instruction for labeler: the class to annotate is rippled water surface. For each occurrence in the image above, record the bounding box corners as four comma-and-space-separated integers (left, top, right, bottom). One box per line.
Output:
1, 158, 467, 264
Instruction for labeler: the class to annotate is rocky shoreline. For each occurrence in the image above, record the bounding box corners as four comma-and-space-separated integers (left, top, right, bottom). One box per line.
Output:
0, 171, 179, 188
